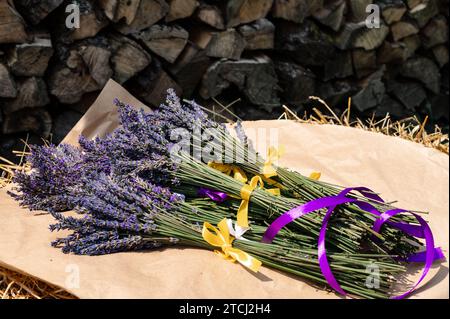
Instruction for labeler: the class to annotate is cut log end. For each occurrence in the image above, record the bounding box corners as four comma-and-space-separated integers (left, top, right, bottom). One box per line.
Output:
227, 0, 274, 27
0, 0, 28, 44
205, 29, 247, 60
135, 24, 189, 63
195, 3, 225, 30
6, 33, 54, 77
166, 0, 199, 22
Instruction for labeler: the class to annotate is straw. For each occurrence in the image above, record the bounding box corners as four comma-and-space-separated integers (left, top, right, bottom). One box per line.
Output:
277, 97, 449, 154
0, 265, 75, 299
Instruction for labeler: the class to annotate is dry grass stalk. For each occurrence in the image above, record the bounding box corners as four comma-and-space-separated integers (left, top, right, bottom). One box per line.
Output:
0, 265, 75, 299
278, 97, 449, 154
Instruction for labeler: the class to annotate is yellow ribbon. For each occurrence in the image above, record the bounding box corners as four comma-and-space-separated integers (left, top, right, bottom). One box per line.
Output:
309, 172, 321, 180
208, 162, 281, 227
260, 175, 284, 190
262, 146, 285, 178
237, 176, 263, 227
208, 162, 248, 183
237, 176, 280, 227
202, 218, 262, 272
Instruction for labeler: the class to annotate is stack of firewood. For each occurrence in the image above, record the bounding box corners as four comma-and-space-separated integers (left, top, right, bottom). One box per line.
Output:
0, 0, 448, 146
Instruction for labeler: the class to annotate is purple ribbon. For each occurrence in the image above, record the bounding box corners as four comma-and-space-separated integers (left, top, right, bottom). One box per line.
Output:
262, 186, 445, 299
198, 187, 228, 203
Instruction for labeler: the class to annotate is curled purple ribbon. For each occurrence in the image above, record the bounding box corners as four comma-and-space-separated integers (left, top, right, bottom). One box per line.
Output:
198, 187, 228, 203
262, 186, 445, 299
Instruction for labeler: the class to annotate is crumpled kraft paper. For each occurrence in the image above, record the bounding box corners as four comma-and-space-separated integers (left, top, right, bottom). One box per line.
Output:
0, 80, 448, 298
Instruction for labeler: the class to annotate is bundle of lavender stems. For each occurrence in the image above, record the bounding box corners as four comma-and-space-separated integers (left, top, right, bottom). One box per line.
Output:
10, 90, 430, 298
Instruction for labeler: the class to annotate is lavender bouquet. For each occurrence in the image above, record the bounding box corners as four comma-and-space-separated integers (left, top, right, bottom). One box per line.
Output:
10, 90, 439, 299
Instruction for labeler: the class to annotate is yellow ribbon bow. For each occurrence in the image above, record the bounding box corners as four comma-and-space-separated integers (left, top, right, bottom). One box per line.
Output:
202, 218, 262, 272
262, 146, 285, 178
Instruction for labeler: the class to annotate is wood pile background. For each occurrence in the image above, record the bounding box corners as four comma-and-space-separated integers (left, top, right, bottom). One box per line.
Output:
0, 0, 448, 157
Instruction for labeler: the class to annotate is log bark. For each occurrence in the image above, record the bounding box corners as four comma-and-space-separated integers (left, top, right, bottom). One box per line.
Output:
352, 68, 386, 112
166, 0, 198, 22
318, 79, 359, 106
51, 110, 83, 143
324, 50, 353, 80
0, 63, 17, 98
0, 0, 28, 43
386, 79, 427, 110
226, 0, 273, 27
205, 29, 246, 60
276, 20, 336, 66
401, 57, 441, 93
374, 94, 412, 118
274, 59, 315, 105
200, 54, 280, 111
2, 77, 49, 114
408, 0, 439, 28
6, 31, 53, 77
238, 18, 275, 50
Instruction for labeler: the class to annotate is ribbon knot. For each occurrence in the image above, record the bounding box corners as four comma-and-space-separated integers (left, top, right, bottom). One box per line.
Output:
202, 219, 261, 272
208, 161, 281, 228
237, 176, 263, 228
